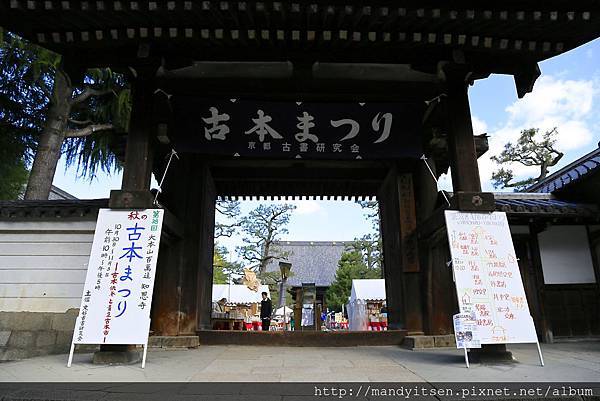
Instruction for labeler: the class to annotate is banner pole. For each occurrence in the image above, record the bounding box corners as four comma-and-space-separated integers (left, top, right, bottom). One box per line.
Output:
536, 341, 544, 367
463, 347, 470, 368
67, 342, 75, 368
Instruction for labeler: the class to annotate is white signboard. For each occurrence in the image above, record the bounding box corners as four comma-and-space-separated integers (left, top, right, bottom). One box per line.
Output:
453, 313, 481, 349
73, 208, 164, 345
445, 211, 537, 344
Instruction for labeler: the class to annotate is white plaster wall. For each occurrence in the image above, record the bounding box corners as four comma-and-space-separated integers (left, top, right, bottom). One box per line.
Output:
0, 221, 95, 312
538, 225, 597, 284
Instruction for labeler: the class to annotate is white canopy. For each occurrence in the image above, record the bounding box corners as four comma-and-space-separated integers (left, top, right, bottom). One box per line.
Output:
349, 279, 386, 302
275, 306, 293, 316
212, 284, 270, 304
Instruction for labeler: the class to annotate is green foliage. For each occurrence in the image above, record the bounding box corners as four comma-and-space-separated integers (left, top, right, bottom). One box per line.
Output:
63, 69, 130, 179
215, 199, 241, 238
237, 203, 296, 275
213, 245, 243, 284
354, 200, 383, 270
491, 128, 564, 191
0, 31, 130, 187
326, 250, 382, 311
349, 233, 382, 271
0, 32, 56, 197
0, 32, 56, 161
0, 130, 28, 199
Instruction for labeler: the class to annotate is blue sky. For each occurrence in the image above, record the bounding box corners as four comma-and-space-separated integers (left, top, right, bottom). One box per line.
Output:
53, 38, 600, 261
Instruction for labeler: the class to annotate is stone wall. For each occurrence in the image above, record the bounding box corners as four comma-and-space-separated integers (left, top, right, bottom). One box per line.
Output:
0, 309, 94, 361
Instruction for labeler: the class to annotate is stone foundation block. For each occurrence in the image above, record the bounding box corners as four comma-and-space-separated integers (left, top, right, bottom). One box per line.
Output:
92, 350, 141, 365
51, 310, 78, 331
55, 330, 73, 347
36, 331, 57, 348
0, 312, 52, 331
404, 335, 435, 349
149, 336, 199, 348
0, 331, 11, 347
434, 335, 456, 348
8, 331, 36, 349
0, 348, 40, 361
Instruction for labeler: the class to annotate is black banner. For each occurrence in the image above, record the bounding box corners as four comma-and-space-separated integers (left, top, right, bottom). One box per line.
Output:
171, 98, 423, 160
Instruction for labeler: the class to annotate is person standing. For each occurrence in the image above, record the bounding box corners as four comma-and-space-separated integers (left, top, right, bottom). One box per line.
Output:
260, 291, 272, 331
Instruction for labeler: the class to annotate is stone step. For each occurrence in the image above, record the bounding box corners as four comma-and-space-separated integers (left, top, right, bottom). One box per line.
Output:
148, 336, 199, 348
403, 334, 456, 349
197, 330, 407, 346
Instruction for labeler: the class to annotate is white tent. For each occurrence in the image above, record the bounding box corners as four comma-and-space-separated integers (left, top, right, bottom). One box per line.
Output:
212, 284, 270, 304
274, 306, 293, 316
347, 279, 386, 331
349, 279, 386, 302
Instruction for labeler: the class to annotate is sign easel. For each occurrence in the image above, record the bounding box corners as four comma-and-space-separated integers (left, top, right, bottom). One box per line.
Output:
445, 211, 544, 368
67, 209, 164, 369
67, 318, 151, 369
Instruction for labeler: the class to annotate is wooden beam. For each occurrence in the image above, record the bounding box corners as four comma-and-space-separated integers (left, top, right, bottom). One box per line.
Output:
121, 77, 155, 191
444, 69, 481, 193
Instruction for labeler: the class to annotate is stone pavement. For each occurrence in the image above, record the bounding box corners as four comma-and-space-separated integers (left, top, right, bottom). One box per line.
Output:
0, 341, 598, 382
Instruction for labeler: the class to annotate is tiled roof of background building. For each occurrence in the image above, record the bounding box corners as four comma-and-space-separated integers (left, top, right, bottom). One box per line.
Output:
265, 241, 351, 287
526, 146, 600, 194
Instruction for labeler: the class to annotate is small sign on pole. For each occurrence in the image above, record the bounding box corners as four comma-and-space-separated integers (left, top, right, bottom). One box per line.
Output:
453, 312, 481, 368
68, 208, 164, 368
445, 211, 543, 367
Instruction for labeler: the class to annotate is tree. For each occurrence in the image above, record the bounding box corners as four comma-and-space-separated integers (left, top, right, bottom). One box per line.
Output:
25, 66, 130, 199
237, 203, 296, 276
491, 128, 564, 191
213, 245, 243, 284
0, 31, 53, 199
0, 132, 28, 199
348, 233, 382, 271
354, 200, 383, 270
0, 31, 130, 200
326, 250, 382, 311
215, 199, 241, 239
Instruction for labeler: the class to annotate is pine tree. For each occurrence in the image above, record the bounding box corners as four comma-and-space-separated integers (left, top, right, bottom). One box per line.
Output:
326, 250, 381, 311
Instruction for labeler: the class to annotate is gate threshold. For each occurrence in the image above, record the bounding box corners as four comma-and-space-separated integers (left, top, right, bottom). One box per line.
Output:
196, 330, 407, 347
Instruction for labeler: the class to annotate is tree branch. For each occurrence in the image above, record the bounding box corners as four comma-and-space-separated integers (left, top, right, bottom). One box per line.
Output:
68, 118, 93, 126
65, 123, 114, 138
70, 87, 114, 106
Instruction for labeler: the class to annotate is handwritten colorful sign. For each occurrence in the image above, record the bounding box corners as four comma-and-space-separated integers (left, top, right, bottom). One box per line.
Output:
445, 211, 537, 344
73, 209, 164, 345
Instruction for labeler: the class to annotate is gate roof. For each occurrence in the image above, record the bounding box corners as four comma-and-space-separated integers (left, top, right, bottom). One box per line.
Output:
2, 1, 599, 79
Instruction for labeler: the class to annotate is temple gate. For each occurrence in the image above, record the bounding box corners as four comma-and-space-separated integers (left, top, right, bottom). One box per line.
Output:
2, 1, 599, 344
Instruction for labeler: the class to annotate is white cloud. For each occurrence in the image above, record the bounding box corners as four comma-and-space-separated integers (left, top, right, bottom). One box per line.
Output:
291, 200, 325, 215
478, 75, 597, 190
471, 115, 488, 135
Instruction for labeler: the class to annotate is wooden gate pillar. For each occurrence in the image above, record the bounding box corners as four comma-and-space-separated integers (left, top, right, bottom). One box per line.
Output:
109, 75, 156, 208
445, 74, 482, 193
172, 158, 216, 333
379, 166, 423, 333
96, 76, 156, 364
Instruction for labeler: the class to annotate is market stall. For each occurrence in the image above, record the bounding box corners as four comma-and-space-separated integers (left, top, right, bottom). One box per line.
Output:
347, 279, 387, 331
211, 284, 270, 330
272, 306, 294, 331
